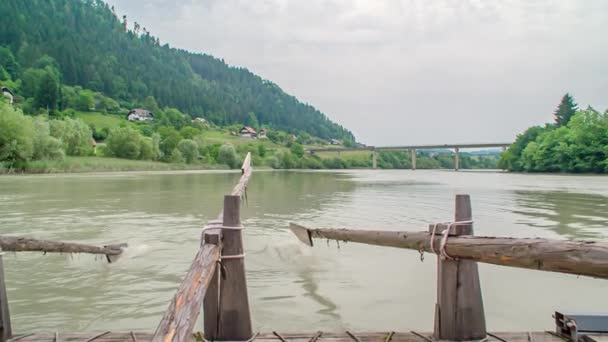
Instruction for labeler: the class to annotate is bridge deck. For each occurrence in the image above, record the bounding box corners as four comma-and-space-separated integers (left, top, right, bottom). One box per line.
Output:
308, 143, 511, 153
7, 331, 568, 341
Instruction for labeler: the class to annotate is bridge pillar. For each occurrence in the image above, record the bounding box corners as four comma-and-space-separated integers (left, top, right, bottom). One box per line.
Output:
372, 150, 377, 169
411, 149, 416, 170
454, 147, 460, 171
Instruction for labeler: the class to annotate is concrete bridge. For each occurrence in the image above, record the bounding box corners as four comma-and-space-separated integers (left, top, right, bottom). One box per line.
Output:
307, 143, 512, 170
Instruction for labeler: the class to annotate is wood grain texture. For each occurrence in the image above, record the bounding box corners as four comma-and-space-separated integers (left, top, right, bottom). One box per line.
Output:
231, 152, 252, 197
434, 195, 486, 340
0, 236, 125, 261
0, 253, 11, 342
155, 152, 254, 341
212, 195, 253, 341
289, 223, 608, 279
151, 233, 220, 342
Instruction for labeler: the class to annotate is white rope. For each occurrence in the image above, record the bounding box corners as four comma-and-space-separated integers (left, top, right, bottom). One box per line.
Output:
429, 221, 451, 255
202, 224, 245, 234
429, 220, 474, 260
220, 253, 246, 260
202, 225, 246, 260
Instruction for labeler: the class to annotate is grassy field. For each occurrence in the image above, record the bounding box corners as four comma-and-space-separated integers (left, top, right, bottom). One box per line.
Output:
74, 111, 125, 131
17, 156, 219, 174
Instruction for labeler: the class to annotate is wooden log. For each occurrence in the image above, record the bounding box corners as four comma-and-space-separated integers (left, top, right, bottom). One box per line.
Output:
433, 195, 486, 341
289, 223, 608, 279
151, 230, 220, 342
231, 152, 252, 197
0, 236, 126, 263
156, 152, 254, 341
241, 152, 251, 175
213, 195, 252, 341
0, 250, 11, 342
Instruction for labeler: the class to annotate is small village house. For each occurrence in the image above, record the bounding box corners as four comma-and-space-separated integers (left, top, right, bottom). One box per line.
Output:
330, 139, 343, 146
1, 86, 14, 105
192, 117, 208, 125
126, 108, 154, 121
258, 129, 267, 139
240, 126, 257, 138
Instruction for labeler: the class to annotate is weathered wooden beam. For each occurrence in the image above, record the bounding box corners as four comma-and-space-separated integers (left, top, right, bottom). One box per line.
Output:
151, 230, 220, 342
231, 152, 252, 197
0, 250, 11, 342
0, 236, 126, 263
155, 152, 255, 342
289, 223, 608, 279
205, 195, 253, 341
433, 195, 486, 341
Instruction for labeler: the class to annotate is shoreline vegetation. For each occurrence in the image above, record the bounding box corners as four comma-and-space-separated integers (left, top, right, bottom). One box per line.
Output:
3, 2, 606, 175
499, 94, 608, 174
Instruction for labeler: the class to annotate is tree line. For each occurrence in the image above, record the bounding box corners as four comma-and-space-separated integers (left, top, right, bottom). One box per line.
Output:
0, 0, 354, 142
499, 94, 608, 173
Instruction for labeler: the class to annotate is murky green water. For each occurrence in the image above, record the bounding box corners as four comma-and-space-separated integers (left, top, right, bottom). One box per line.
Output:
0, 170, 607, 333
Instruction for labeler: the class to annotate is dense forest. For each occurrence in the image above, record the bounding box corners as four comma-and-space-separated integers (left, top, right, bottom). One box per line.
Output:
0, 0, 354, 141
499, 94, 608, 173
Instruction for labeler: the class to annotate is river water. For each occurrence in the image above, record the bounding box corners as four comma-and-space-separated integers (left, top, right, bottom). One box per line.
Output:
0, 170, 607, 333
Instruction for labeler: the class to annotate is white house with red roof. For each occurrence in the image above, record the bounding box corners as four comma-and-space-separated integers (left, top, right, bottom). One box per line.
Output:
239, 126, 257, 138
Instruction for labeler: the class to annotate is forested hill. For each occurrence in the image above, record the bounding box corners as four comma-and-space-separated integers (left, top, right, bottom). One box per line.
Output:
0, 0, 353, 141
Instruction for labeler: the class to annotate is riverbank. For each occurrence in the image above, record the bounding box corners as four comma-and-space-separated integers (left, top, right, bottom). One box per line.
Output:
0, 155, 505, 175
0, 156, 225, 174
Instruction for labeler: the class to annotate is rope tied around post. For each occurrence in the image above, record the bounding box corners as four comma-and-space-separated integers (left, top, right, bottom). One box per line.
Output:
429, 220, 474, 260
202, 225, 246, 260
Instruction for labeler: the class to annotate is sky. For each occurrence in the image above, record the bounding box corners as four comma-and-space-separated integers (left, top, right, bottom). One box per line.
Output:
107, 0, 608, 146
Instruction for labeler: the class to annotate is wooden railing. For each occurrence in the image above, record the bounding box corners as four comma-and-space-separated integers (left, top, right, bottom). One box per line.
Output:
151, 162, 608, 342
0, 238, 127, 342
291, 194, 608, 341
153, 153, 253, 342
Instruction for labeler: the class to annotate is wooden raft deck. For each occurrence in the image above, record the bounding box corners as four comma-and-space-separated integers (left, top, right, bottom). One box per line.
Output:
6, 331, 567, 342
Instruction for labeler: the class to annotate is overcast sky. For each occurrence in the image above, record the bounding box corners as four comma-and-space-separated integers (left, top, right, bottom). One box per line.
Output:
107, 0, 607, 146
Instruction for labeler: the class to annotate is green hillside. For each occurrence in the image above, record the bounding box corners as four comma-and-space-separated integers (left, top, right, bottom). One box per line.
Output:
0, 0, 353, 141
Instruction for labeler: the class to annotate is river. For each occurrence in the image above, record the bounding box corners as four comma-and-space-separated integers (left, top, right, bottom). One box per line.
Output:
0, 170, 607, 333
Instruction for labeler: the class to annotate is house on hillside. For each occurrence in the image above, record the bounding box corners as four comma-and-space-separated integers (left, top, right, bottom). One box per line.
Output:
1, 87, 14, 105
330, 139, 343, 146
240, 126, 257, 138
192, 117, 208, 125
126, 108, 154, 121
258, 129, 267, 139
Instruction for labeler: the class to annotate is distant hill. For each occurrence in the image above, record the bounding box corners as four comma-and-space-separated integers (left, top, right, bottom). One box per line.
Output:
0, 0, 354, 141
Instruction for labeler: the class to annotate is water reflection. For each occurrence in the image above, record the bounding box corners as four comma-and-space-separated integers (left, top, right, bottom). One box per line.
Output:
513, 190, 608, 239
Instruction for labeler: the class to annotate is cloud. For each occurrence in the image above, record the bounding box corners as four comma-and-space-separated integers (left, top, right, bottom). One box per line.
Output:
107, 0, 608, 145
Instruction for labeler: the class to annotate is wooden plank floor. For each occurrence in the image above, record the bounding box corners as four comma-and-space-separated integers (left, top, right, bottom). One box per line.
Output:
7, 331, 567, 341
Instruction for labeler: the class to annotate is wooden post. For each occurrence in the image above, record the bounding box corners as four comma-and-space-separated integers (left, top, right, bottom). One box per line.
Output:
205, 195, 253, 341
372, 150, 377, 169
0, 249, 11, 342
454, 147, 460, 171
411, 149, 417, 170
434, 195, 486, 341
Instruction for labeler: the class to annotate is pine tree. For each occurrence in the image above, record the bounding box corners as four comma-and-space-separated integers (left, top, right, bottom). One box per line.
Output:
554, 93, 578, 127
